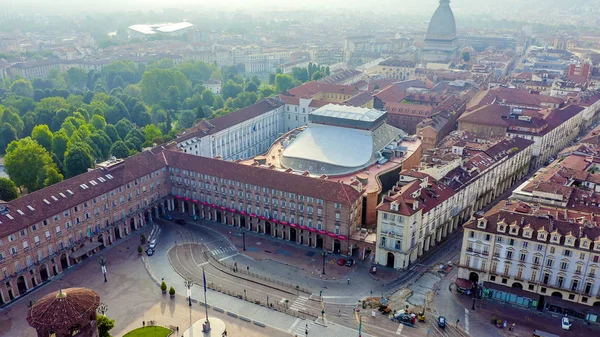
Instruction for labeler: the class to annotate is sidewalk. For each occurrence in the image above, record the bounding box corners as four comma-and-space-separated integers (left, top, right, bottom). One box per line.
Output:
206, 220, 360, 281
454, 292, 600, 337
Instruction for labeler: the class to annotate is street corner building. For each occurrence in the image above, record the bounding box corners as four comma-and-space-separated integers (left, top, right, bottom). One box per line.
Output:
376, 136, 533, 270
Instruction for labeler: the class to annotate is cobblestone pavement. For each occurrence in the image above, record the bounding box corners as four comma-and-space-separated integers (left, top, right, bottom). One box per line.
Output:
0, 225, 289, 337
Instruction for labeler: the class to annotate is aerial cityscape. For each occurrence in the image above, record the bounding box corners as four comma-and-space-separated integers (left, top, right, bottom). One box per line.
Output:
1, 0, 600, 336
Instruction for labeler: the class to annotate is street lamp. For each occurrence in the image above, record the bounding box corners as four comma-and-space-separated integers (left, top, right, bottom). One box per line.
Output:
321, 250, 327, 275
242, 228, 246, 251
98, 256, 107, 282
184, 279, 193, 307
97, 302, 108, 315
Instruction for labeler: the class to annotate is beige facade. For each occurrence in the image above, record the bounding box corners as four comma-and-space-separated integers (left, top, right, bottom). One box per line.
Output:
459, 214, 600, 309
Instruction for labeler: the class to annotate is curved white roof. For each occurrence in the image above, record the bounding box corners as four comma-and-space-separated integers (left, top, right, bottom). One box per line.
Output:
283, 124, 373, 168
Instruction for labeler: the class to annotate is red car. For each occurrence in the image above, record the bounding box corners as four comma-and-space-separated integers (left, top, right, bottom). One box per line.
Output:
337, 258, 347, 266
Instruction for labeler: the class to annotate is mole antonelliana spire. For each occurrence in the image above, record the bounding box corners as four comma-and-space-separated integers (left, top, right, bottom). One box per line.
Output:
421, 0, 459, 63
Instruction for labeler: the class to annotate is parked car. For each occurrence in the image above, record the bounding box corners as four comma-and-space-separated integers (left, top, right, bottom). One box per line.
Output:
561, 316, 572, 330
438, 316, 446, 328
149, 239, 157, 249
146, 248, 154, 256
337, 258, 346, 266
164, 214, 173, 220
175, 218, 186, 225
345, 259, 354, 267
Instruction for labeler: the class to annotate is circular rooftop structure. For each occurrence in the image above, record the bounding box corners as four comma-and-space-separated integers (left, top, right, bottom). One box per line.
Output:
280, 104, 405, 175
27, 287, 100, 336
426, 0, 457, 41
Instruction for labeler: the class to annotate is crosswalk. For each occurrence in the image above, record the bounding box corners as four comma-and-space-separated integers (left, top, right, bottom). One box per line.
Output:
290, 296, 309, 311
292, 320, 313, 336
210, 246, 236, 257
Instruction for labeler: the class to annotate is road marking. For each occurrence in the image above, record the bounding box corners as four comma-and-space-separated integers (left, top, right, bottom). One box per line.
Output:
218, 253, 239, 261
464, 308, 470, 335
290, 296, 308, 311
395, 323, 404, 335
293, 321, 312, 336
287, 318, 300, 333
321, 295, 355, 299
198, 261, 208, 267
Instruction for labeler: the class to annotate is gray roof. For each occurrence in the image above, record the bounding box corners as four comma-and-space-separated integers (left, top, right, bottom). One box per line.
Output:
426, 0, 457, 41
311, 104, 384, 122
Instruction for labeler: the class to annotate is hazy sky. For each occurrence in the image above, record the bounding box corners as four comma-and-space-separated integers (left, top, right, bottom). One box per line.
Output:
3, 0, 443, 15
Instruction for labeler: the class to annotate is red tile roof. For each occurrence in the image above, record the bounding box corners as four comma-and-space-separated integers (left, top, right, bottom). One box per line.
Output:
286, 82, 359, 98
374, 80, 429, 103
0, 149, 167, 238
162, 151, 363, 205
177, 98, 284, 142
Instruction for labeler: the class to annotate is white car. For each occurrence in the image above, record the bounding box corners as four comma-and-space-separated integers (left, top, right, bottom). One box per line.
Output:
149, 239, 157, 249
561, 316, 572, 330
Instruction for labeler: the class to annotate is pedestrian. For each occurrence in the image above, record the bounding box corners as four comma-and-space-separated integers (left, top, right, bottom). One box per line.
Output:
339, 309, 341, 315
142, 321, 145, 327
512, 323, 516, 331
347, 278, 350, 285
503, 321, 507, 329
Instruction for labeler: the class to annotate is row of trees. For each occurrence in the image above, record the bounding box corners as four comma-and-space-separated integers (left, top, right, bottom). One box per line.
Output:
0, 56, 318, 193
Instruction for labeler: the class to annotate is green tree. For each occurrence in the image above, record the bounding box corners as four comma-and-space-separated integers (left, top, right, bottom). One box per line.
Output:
143, 124, 163, 146
91, 115, 107, 130
0, 108, 24, 136
5, 138, 57, 192
109, 141, 129, 158
115, 119, 133, 140
137, 111, 152, 127
140, 68, 190, 105
291, 67, 309, 82
104, 124, 120, 143
65, 67, 88, 90
51, 131, 70, 162
42, 166, 63, 187
88, 131, 112, 159
212, 95, 224, 110
97, 314, 115, 337
259, 85, 276, 98
0, 123, 17, 154
275, 74, 295, 93
31, 125, 53, 152
178, 110, 196, 129
222, 80, 243, 100
10, 79, 34, 98
200, 89, 215, 106
64, 142, 95, 178
125, 129, 144, 151
245, 81, 258, 92
0, 177, 18, 201
311, 71, 324, 81
163, 86, 181, 112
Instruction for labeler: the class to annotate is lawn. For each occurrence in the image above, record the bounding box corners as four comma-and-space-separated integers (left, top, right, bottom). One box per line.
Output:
123, 326, 172, 337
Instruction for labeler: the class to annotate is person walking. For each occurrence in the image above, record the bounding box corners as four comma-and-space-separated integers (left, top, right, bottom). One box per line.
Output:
347, 278, 350, 285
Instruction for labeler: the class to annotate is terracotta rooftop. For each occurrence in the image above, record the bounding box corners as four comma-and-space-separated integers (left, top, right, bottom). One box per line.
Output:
285, 82, 359, 98
0, 149, 166, 238
162, 150, 363, 205
465, 200, 600, 246
468, 87, 563, 111
374, 80, 429, 103
177, 98, 284, 142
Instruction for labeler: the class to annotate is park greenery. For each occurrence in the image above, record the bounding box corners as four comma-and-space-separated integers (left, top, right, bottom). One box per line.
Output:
123, 326, 171, 337
0, 58, 333, 195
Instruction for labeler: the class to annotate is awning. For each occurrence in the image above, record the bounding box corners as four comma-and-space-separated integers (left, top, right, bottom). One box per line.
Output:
70, 241, 103, 259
